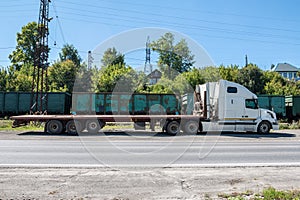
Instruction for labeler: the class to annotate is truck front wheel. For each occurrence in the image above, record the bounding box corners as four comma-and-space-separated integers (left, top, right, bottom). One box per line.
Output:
46, 120, 63, 134
257, 121, 270, 134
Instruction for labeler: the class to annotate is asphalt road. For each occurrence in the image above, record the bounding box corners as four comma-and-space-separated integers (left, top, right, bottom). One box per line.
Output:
1, 129, 300, 167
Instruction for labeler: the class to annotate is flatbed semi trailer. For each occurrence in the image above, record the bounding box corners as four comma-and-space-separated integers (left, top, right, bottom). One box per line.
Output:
11, 114, 203, 135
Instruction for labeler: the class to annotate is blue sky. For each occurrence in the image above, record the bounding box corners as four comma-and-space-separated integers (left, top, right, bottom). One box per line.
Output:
1, 0, 300, 71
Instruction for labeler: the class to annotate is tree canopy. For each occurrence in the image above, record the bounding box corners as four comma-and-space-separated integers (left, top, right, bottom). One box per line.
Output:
150, 32, 195, 78
101, 47, 125, 67
8, 22, 39, 71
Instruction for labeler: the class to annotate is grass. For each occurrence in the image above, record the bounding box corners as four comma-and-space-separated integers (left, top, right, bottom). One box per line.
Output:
280, 120, 300, 130
217, 187, 300, 200
0, 119, 43, 131
0, 119, 135, 132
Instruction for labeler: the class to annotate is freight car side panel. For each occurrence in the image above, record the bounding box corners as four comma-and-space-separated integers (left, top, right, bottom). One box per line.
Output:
71, 93, 180, 115
0, 92, 5, 115
257, 95, 286, 118
18, 93, 31, 114
293, 96, 300, 117
47, 93, 71, 114
161, 95, 178, 114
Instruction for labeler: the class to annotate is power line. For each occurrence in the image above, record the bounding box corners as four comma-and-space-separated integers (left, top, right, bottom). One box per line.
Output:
57, 14, 300, 47
61, 0, 300, 24
51, 0, 67, 44
51, 2, 300, 44
57, 0, 300, 34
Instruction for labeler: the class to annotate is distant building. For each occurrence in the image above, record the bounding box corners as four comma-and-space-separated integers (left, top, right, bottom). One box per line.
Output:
147, 69, 162, 85
272, 63, 299, 80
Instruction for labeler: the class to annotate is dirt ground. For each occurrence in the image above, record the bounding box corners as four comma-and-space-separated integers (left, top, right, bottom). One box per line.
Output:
1, 166, 300, 200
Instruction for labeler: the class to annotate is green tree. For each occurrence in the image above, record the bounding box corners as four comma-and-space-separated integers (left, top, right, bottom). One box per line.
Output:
150, 32, 194, 77
0, 68, 8, 91
92, 63, 136, 92
8, 22, 39, 71
199, 66, 221, 82
101, 47, 125, 67
237, 64, 264, 94
73, 63, 93, 92
92, 48, 135, 92
47, 44, 83, 92
219, 64, 239, 82
48, 60, 78, 92
263, 71, 286, 95
181, 67, 205, 89
59, 44, 81, 67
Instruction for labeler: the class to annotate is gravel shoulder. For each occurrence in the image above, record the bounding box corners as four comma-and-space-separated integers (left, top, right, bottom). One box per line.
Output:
1, 166, 300, 199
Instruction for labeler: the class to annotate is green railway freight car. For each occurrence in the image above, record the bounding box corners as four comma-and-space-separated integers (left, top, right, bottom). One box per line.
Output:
257, 95, 286, 118
47, 92, 72, 114
181, 93, 194, 115
285, 95, 300, 120
72, 93, 180, 115
0, 92, 71, 116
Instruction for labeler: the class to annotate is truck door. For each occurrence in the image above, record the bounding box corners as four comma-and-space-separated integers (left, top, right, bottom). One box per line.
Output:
224, 97, 245, 131
243, 99, 259, 132
226, 97, 259, 132
232, 97, 246, 132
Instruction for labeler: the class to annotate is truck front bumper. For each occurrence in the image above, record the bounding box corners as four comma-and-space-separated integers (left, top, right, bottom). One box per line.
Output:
272, 121, 279, 130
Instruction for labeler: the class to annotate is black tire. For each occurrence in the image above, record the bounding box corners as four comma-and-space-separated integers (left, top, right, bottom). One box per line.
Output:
166, 121, 180, 136
66, 120, 82, 135
46, 120, 63, 134
86, 119, 101, 133
257, 121, 270, 134
183, 120, 199, 134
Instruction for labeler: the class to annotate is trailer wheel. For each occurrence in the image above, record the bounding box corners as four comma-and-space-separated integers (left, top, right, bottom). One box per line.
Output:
166, 121, 180, 136
183, 120, 199, 134
257, 121, 270, 134
66, 120, 82, 135
86, 119, 101, 133
46, 120, 63, 134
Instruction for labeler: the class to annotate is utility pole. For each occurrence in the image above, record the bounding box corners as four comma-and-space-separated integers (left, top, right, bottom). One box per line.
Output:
245, 54, 248, 67
144, 36, 152, 75
88, 51, 93, 70
30, 0, 51, 114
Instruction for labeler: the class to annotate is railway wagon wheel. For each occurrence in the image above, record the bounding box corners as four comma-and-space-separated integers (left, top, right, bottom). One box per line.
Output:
46, 120, 63, 134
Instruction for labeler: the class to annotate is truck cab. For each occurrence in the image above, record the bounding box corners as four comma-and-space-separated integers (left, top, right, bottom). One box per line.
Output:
194, 80, 279, 133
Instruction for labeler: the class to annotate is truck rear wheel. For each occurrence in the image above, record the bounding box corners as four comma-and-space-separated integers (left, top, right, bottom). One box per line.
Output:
183, 120, 199, 134
66, 120, 82, 135
86, 119, 104, 133
46, 120, 63, 134
257, 121, 270, 134
166, 121, 180, 136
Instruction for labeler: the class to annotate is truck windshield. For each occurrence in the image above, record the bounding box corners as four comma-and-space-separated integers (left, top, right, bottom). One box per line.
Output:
245, 99, 258, 109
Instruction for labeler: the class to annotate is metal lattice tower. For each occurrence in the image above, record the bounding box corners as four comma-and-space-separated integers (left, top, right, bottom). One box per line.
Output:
30, 0, 51, 114
88, 50, 94, 70
144, 36, 152, 75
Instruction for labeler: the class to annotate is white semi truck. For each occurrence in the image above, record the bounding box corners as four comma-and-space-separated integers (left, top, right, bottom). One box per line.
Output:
11, 80, 279, 135
194, 80, 279, 133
